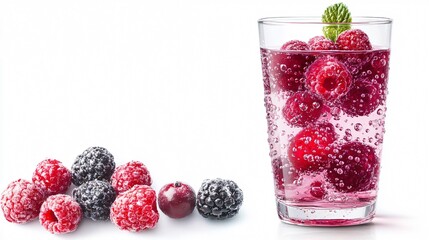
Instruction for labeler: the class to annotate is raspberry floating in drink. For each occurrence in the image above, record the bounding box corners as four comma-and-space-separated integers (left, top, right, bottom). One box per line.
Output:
283, 91, 324, 127
305, 56, 352, 101
267, 44, 314, 92
288, 122, 337, 171
327, 142, 379, 192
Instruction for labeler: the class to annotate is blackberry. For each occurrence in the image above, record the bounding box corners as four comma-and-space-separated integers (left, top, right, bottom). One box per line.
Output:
71, 146, 115, 186
196, 178, 243, 220
72, 180, 116, 221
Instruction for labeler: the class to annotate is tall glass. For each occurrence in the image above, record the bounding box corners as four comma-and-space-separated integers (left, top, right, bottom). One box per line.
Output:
258, 17, 392, 226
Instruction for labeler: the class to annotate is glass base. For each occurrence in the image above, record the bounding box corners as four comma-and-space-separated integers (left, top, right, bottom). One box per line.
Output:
277, 200, 376, 227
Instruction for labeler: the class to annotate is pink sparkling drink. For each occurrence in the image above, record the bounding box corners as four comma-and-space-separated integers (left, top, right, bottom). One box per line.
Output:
258, 17, 392, 226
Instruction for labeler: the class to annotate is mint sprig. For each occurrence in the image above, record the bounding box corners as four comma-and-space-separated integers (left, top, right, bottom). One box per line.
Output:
322, 2, 352, 41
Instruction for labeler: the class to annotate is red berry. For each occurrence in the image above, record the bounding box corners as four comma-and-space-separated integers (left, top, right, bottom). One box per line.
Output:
340, 79, 381, 116
272, 158, 299, 191
283, 91, 324, 127
360, 50, 390, 87
110, 185, 159, 232
336, 29, 372, 50
39, 194, 82, 234
1, 179, 45, 224
111, 161, 152, 193
267, 48, 314, 92
288, 122, 337, 171
158, 181, 196, 219
32, 159, 72, 196
308, 36, 337, 50
305, 56, 352, 101
281, 40, 310, 51
327, 142, 379, 193
309, 181, 325, 199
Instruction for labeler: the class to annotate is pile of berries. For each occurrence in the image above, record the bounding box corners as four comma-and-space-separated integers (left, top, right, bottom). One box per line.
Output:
1, 147, 244, 234
266, 28, 386, 197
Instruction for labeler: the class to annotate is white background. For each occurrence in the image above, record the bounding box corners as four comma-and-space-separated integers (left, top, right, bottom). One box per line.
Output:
0, 0, 427, 239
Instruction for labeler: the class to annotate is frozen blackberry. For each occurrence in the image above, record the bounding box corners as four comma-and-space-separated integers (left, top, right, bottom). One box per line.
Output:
72, 180, 116, 221
196, 178, 243, 220
71, 146, 115, 186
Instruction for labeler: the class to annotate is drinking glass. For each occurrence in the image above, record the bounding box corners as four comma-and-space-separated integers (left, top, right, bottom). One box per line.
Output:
258, 17, 392, 226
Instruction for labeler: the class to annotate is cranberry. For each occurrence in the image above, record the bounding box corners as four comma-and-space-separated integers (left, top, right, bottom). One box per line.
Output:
158, 181, 196, 219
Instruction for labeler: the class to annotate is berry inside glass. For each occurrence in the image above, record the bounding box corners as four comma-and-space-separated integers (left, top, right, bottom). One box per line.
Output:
258, 15, 392, 226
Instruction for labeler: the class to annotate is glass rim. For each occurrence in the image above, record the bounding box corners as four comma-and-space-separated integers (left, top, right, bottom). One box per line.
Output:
258, 16, 392, 25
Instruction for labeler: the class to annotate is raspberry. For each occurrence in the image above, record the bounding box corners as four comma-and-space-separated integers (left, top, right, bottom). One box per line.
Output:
283, 91, 324, 127
196, 178, 243, 220
309, 181, 325, 199
32, 159, 72, 196
1, 179, 45, 224
110, 185, 159, 232
267, 50, 314, 92
336, 29, 372, 50
337, 52, 372, 76
72, 180, 116, 221
305, 56, 352, 101
158, 181, 196, 219
39, 194, 82, 234
280, 40, 310, 51
327, 142, 379, 192
308, 36, 337, 50
340, 79, 381, 116
288, 122, 336, 171
71, 146, 115, 186
272, 157, 299, 191
359, 50, 390, 88
111, 161, 152, 193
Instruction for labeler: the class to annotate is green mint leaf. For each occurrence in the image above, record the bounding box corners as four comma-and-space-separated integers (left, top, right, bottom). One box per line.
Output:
322, 2, 352, 41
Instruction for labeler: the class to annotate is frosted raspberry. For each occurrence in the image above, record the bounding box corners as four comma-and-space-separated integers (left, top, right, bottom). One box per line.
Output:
39, 194, 82, 234
1, 179, 45, 223
32, 159, 72, 196
110, 185, 159, 232
111, 161, 152, 193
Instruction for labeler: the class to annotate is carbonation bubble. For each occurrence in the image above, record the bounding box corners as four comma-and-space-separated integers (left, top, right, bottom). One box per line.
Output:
354, 123, 363, 131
